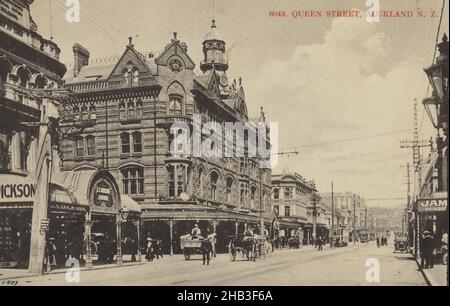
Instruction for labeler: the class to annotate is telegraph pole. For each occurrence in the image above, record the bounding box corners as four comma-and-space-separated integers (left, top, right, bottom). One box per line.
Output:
353, 194, 356, 244
331, 182, 334, 247
312, 193, 317, 245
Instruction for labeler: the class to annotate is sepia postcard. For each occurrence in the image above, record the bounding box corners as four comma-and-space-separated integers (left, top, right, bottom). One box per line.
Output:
0, 0, 448, 294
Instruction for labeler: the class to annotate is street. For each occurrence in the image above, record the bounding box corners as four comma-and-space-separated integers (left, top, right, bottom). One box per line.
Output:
6, 241, 427, 286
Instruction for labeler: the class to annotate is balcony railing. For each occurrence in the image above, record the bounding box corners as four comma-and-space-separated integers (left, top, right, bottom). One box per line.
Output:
0, 151, 12, 172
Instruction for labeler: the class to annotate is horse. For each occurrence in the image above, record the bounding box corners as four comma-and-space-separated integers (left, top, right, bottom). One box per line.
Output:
200, 239, 213, 265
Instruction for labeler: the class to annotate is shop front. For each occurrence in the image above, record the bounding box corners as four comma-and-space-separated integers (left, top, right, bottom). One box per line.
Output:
141, 203, 269, 255
0, 169, 141, 270
415, 193, 448, 260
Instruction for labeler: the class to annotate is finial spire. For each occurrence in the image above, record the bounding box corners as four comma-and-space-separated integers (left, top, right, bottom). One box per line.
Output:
128, 36, 133, 47
211, 19, 216, 29
173, 32, 178, 41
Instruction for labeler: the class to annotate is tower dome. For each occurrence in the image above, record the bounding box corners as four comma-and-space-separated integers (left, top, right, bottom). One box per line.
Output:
200, 20, 228, 73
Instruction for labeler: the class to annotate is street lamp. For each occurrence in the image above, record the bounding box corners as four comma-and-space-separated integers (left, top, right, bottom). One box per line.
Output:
119, 206, 130, 222
423, 33, 449, 136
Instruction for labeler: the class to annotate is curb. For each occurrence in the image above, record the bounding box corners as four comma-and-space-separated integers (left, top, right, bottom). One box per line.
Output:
0, 261, 145, 282
414, 257, 442, 286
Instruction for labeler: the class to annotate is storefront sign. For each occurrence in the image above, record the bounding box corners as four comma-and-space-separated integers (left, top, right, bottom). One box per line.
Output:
94, 181, 113, 207
417, 198, 448, 213
0, 175, 35, 203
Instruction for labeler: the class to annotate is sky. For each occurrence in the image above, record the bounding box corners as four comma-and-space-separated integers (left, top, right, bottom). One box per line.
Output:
30, 0, 449, 208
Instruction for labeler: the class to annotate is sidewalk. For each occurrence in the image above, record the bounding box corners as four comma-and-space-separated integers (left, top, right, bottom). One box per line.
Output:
0, 255, 144, 282
415, 257, 448, 286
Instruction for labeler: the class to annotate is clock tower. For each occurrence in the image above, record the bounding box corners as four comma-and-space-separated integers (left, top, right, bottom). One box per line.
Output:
200, 19, 229, 74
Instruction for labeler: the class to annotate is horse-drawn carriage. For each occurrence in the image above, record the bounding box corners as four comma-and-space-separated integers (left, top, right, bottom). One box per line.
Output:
228, 235, 268, 261
180, 234, 216, 260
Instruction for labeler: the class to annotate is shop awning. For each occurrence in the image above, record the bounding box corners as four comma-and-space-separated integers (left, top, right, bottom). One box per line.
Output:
121, 195, 141, 213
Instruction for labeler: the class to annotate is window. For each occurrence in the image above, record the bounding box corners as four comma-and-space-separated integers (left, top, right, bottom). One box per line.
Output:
250, 186, 256, 208
198, 167, 204, 197
119, 101, 127, 120
127, 100, 135, 118
210, 171, 219, 200
121, 133, 130, 154
168, 165, 176, 197
75, 137, 84, 157
167, 165, 185, 198
121, 167, 144, 196
284, 187, 292, 199
169, 95, 183, 115
123, 63, 139, 86
119, 99, 143, 120
177, 166, 185, 196
136, 100, 143, 118
273, 188, 279, 199
132, 132, 142, 153
89, 104, 96, 120
73, 105, 80, 121
133, 69, 139, 85
285, 206, 291, 217
226, 177, 233, 202
86, 136, 95, 156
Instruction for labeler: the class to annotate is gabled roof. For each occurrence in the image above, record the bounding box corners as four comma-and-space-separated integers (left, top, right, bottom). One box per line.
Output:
155, 39, 195, 69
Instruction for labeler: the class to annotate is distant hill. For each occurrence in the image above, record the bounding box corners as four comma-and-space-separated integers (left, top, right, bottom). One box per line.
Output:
367, 207, 405, 232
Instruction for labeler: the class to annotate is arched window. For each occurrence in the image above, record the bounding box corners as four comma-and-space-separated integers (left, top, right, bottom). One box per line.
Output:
226, 177, 233, 203
123, 69, 130, 86
210, 171, 219, 200
34, 75, 47, 89
0, 61, 11, 83
121, 167, 144, 196
120, 132, 130, 154
132, 131, 142, 153
86, 135, 96, 156
81, 105, 88, 119
177, 165, 185, 196
16, 66, 30, 88
273, 188, 279, 200
168, 95, 183, 115
73, 105, 80, 121
132, 69, 139, 85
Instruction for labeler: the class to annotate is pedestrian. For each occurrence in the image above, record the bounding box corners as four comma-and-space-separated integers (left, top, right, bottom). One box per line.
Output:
145, 237, 154, 262
420, 231, 435, 269
317, 237, 323, 251
376, 237, 380, 248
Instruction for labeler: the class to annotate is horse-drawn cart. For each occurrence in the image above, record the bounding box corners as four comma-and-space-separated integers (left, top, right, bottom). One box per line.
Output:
228, 235, 262, 261
180, 234, 216, 260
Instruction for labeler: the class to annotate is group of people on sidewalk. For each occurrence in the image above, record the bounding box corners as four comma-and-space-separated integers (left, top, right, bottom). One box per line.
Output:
420, 230, 448, 269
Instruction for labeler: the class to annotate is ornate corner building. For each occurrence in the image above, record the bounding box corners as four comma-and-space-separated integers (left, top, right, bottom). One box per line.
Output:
62, 20, 273, 254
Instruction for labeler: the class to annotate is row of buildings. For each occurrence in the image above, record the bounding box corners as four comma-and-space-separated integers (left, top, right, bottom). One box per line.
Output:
0, 0, 369, 272
407, 33, 448, 260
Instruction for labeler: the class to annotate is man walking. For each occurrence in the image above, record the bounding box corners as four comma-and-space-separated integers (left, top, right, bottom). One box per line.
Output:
420, 231, 435, 269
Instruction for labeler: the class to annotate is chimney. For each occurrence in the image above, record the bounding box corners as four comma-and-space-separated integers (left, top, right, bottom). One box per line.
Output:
72, 43, 90, 77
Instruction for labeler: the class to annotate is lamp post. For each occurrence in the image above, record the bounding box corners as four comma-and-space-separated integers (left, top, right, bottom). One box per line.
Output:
117, 206, 130, 265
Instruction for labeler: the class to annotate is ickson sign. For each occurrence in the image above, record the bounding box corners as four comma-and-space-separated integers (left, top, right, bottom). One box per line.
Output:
169, 114, 279, 169
0, 175, 35, 203
417, 198, 448, 213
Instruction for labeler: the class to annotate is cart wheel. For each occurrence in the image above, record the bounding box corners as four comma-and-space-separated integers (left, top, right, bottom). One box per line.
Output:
229, 241, 236, 261
183, 249, 191, 260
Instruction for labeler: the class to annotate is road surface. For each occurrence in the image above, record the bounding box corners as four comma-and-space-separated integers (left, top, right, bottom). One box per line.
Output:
6, 241, 427, 286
